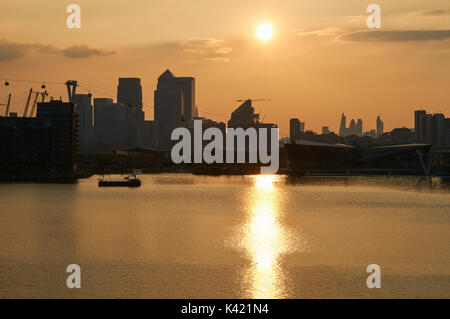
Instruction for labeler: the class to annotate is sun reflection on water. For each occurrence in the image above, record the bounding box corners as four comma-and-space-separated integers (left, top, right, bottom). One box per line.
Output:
239, 174, 293, 298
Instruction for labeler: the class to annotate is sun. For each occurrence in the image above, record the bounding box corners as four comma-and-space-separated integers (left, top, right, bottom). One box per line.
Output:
257, 23, 274, 41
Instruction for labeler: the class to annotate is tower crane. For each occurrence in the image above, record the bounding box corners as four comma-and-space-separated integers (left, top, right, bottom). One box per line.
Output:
1, 93, 11, 117
236, 98, 271, 103
65, 80, 78, 102
22, 88, 33, 117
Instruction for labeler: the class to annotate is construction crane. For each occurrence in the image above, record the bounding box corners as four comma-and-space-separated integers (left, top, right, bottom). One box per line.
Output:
22, 88, 33, 117
29, 90, 48, 117
1, 93, 11, 117
66, 80, 78, 102
236, 98, 271, 103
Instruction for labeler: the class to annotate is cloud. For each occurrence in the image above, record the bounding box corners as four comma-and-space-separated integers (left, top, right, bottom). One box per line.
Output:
294, 27, 348, 37
0, 39, 115, 61
339, 30, 450, 42
421, 9, 450, 16
180, 38, 232, 62
61, 45, 115, 58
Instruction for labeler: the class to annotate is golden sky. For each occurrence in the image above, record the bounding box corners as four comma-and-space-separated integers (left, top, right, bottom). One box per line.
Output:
0, 0, 449, 136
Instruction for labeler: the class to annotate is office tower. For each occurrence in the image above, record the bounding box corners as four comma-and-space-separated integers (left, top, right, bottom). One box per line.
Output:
339, 113, 346, 137
349, 119, 356, 136
72, 94, 93, 153
37, 100, 78, 172
432, 113, 445, 149
376, 115, 384, 137
423, 114, 433, 145
414, 110, 427, 141
117, 78, 142, 109
444, 118, 450, 149
290, 118, 301, 140
357, 119, 363, 137
143, 120, 158, 149
154, 69, 194, 150
117, 78, 145, 148
175, 77, 195, 125
93, 99, 128, 152
322, 126, 330, 135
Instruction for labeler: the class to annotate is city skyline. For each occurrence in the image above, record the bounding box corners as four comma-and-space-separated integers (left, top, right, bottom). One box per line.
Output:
1, 1, 449, 135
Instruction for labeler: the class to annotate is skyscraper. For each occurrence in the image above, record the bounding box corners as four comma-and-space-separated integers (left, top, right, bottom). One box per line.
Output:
290, 118, 301, 141
414, 110, 426, 141
339, 113, 346, 137
356, 119, 363, 137
154, 69, 191, 150
175, 77, 195, 126
376, 115, 384, 137
117, 78, 143, 109
117, 78, 145, 148
432, 113, 445, 149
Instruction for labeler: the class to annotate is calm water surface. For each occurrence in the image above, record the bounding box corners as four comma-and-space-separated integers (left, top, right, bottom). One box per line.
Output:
0, 174, 449, 298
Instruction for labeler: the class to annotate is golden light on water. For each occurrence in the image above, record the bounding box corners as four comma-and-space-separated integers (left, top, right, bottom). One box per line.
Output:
241, 175, 290, 298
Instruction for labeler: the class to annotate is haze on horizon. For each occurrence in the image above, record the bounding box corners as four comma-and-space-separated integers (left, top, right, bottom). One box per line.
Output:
0, 0, 449, 136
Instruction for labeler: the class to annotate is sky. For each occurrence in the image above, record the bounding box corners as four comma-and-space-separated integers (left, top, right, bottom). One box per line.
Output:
0, 0, 449, 136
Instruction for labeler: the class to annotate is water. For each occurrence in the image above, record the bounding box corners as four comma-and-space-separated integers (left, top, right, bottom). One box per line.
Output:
0, 174, 449, 298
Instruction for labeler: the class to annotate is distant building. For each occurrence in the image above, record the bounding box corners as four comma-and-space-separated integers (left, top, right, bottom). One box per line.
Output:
363, 129, 377, 138
414, 110, 448, 149
445, 118, 450, 149
414, 110, 426, 141
117, 78, 143, 109
290, 118, 305, 141
339, 113, 346, 137
339, 113, 362, 137
376, 115, 384, 137
322, 126, 330, 135
94, 99, 128, 153
432, 113, 445, 149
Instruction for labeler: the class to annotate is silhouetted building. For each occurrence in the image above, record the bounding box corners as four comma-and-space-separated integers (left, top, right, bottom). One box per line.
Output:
339, 113, 346, 137
414, 110, 426, 141
414, 110, 447, 149
72, 94, 94, 153
0, 116, 52, 173
445, 118, 450, 149
117, 78, 143, 109
94, 99, 128, 152
290, 119, 300, 140
36, 100, 79, 172
227, 99, 277, 161
339, 113, 362, 137
322, 126, 330, 135
154, 69, 195, 150
432, 113, 445, 149
376, 115, 384, 137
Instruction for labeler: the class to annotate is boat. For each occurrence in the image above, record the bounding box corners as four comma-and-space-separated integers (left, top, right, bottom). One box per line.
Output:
98, 169, 142, 187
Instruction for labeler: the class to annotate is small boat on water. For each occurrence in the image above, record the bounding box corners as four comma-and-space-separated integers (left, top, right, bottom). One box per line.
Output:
98, 170, 142, 187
